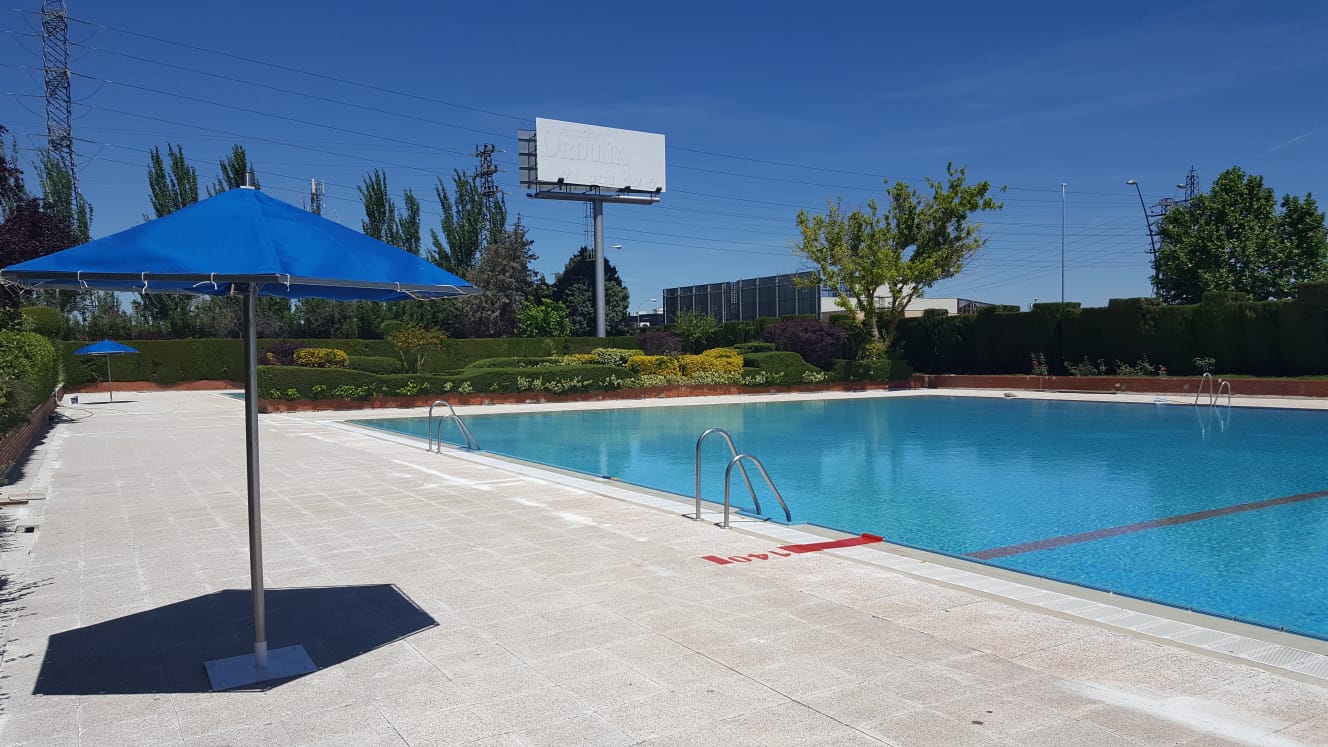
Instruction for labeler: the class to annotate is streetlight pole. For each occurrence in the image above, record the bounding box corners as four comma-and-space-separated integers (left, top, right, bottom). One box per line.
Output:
1126, 180, 1159, 295
636, 298, 657, 327
1060, 183, 1067, 308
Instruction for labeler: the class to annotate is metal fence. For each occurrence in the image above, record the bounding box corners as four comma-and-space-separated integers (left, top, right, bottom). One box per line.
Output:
662, 273, 820, 324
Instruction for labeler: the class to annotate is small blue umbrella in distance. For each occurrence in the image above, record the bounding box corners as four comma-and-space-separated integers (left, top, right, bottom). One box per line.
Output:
72, 340, 139, 403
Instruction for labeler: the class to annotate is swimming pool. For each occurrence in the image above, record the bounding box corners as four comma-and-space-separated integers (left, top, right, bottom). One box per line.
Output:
352, 395, 1328, 640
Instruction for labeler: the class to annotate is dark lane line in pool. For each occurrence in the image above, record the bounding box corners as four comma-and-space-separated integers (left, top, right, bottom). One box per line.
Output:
967, 489, 1328, 560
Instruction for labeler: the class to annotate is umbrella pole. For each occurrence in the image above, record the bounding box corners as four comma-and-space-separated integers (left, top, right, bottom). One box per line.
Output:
106, 355, 113, 403
242, 284, 267, 669
203, 285, 314, 690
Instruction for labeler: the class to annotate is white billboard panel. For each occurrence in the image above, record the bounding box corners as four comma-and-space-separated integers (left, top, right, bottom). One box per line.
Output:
535, 118, 666, 193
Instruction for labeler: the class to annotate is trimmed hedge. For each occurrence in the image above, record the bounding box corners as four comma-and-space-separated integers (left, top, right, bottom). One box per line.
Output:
58, 335, 642, 385
0, 331, 58, 434
347, 355, 405, 374
465, 356, 559, 369
897, 285, 1328, 377
742, 351, 818, 383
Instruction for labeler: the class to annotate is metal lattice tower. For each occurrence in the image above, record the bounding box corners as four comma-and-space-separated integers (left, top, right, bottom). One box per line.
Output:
583, 202, 592, 248
40, 0, 77, 208
309, 179, 325, 215
473, 144, 499, 200
1180, 166, 1199, 206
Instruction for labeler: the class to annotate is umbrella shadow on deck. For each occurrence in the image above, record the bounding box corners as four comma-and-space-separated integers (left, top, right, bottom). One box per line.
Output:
34, 584, 436, 694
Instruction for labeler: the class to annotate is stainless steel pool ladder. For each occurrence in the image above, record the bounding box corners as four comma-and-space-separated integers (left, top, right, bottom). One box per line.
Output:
427, 400, 480, 451
1194, 373, 1233, 407
693, 428, 791, 528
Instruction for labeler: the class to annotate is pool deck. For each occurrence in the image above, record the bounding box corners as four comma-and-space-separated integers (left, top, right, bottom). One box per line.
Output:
1, 388, 1327, 745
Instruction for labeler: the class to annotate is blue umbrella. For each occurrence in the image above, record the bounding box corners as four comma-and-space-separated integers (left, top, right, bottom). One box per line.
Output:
72, 340, 140, 403
2, 187, 476, 689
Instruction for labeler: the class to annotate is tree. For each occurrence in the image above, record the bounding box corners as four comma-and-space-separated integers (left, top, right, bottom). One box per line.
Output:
386, 323, 448, 373
795, 163, 1002, 356
430, 170, 506, 278
207, 144, 258, 196
453, 223, 537, 338
0, 199, 79, 311
146, 144, 199, 219
0, 125, 26, 221
397, 189, 421, 256
37, 151, 91, 243
143, 144, 200, 329
516, 299, 572, 337
358, 169, 399, 245
672, 311, 719, 353
549, 247, 630, 336
34, 153, 93, 314
1155, 167, 1328, 304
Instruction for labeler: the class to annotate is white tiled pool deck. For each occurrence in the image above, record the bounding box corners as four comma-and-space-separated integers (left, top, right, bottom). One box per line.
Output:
2, 388, 1328, 746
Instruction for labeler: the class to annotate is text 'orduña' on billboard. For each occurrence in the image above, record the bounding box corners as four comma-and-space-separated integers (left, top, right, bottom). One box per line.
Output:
535, 118, 666, 193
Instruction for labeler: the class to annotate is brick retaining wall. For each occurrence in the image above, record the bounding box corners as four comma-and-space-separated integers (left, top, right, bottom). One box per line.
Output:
0, 392, 59, 482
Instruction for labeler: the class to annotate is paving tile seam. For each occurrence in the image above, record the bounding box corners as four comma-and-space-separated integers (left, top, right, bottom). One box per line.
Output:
322, 414, 1328, 689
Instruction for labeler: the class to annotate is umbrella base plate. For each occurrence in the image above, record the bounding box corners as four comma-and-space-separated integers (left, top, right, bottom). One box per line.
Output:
205, 644, 316, 690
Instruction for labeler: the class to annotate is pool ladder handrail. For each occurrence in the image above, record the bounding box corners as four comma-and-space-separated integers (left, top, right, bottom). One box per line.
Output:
694, 428, 759, 521
427, 400, 480, 452
1194, 372, 1214, 405
722, 454, 791, 528
1194, 373, 1233, 408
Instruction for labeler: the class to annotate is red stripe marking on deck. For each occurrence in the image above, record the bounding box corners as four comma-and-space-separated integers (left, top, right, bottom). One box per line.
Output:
967, 489, 1328, 561
702, 534, 883, 564
781, 533, 884, 554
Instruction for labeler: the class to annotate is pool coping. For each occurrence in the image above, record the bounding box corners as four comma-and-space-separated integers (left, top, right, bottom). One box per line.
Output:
311, 387, 1328, 686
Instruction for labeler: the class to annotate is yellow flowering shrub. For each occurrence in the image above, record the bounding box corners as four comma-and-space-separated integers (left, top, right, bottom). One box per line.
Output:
292, 347, 350, 368
627, 355, 682, 376
679, 348, 743, 377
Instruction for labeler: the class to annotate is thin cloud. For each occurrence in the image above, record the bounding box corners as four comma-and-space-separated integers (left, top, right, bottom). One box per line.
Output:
1257, 131, 1316, 158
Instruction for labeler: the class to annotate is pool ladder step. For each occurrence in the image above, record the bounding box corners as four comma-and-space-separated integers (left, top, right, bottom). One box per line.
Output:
693, 428, 791, 528
426, 400, 480, 452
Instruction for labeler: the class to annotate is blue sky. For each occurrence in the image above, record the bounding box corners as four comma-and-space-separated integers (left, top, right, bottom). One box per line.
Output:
2, 0, 1325, 311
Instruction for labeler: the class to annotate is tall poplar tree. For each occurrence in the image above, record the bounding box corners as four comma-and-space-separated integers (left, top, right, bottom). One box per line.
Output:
430, 170, 506, 278
207, 144, 258, 196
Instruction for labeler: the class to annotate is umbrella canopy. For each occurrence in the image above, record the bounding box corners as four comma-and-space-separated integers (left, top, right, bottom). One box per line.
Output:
73, 340, 140, 356
1, 187, 476, 690
72, 340, 140, 403
1, 187, 475, 301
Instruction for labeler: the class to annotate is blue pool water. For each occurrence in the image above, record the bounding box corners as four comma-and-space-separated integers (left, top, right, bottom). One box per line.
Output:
352, 396, 1328, 639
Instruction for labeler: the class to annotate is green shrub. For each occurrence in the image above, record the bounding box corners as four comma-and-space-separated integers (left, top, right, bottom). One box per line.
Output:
346, 355, 405, 374
832, 358, 899, 381
0, 331, 58, 435
293, 347, 350, 368
21, 306, 66, 338
742, 351, 818, 383
734, 341, 776, 354
258, 366, 377, 399
454, 365, 627, 393
588, 348, 638, 366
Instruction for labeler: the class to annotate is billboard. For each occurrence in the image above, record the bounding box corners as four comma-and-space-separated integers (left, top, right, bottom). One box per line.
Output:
532, 118, 665, 193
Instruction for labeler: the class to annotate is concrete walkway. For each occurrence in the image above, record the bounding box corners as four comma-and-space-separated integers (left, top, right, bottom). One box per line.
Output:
1, 390, 1326, 746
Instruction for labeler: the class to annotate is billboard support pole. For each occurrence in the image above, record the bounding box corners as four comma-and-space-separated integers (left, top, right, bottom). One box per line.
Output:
593, 200, 605, 338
